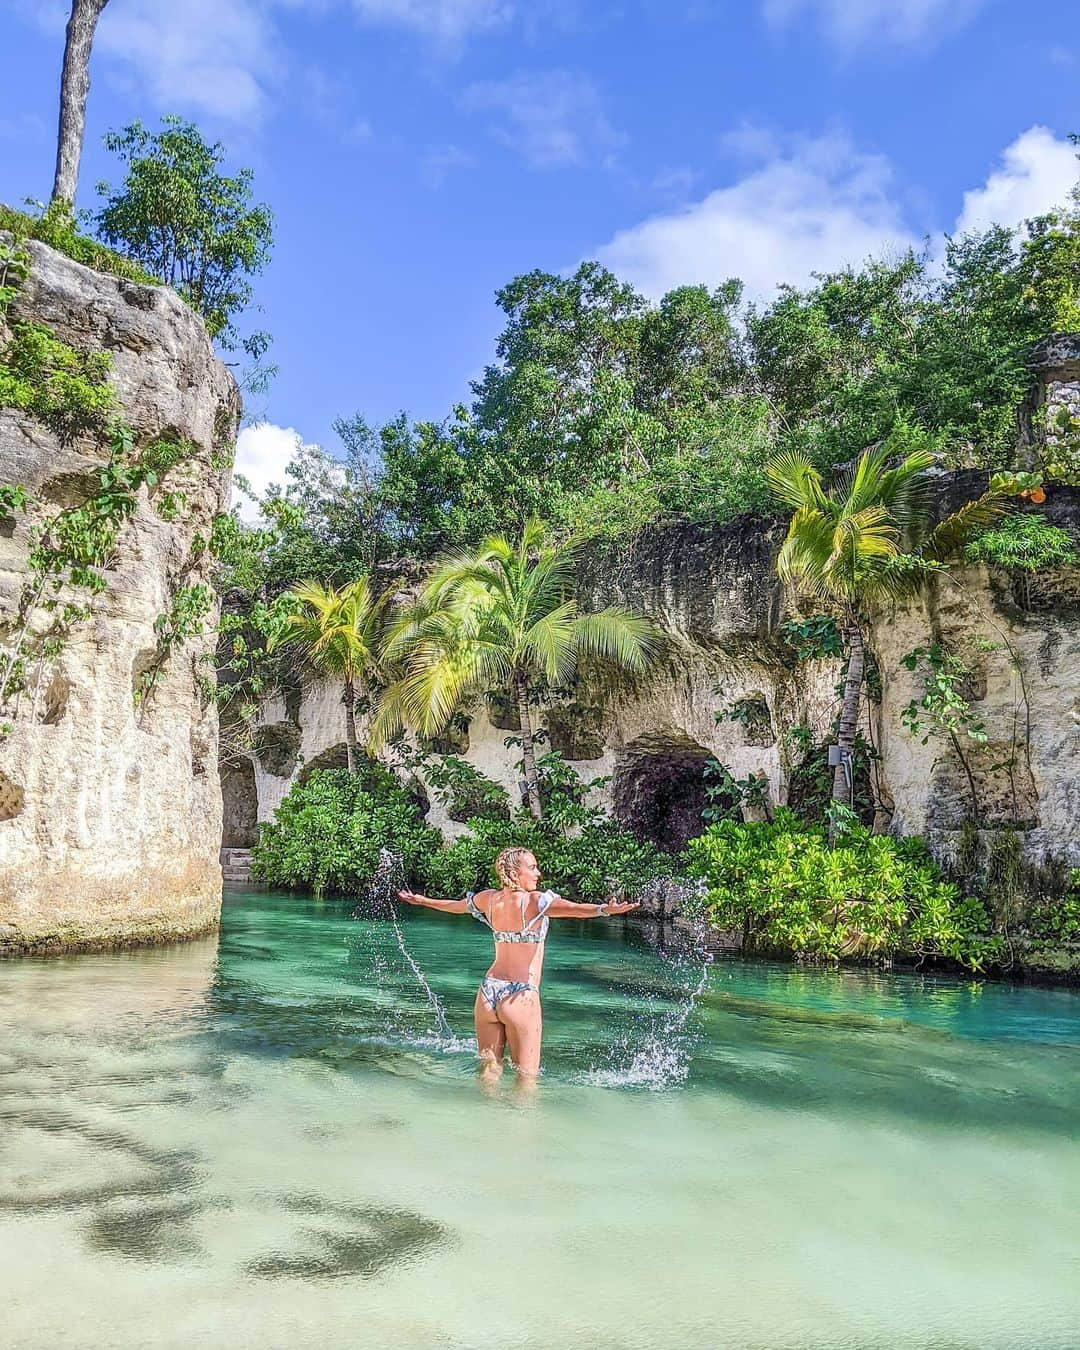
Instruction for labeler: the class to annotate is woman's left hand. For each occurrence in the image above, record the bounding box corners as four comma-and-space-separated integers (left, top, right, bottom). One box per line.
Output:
397, 889, 426, 905
604, 899, 641, 915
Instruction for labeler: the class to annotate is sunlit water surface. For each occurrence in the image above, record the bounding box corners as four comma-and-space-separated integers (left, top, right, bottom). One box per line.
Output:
2, 887, 1079, 1349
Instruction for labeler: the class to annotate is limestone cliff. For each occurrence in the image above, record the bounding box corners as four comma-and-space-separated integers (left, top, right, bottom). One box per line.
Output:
0, 237, 238, 954
234, 492, 1080, 871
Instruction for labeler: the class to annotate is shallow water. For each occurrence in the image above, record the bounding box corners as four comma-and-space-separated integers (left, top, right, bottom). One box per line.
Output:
2, 887, 1079, 1349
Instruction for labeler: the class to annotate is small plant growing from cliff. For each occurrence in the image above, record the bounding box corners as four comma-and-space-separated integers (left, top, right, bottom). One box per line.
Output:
134, 582, 214, 711
780, 614, 843, 660
0, 423, 200, 708
96, 117, 274, 348
964, 513, 1079, 572
901, 643, 988, 821
0, 320, 115, 445
0, 236, 30, 313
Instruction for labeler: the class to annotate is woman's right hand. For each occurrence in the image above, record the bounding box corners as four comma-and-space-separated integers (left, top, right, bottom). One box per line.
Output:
397, 889, 426, 905
603, 899, 640, 915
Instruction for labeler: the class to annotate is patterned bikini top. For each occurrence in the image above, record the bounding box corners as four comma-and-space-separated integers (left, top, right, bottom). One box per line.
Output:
465, 889, 555, 944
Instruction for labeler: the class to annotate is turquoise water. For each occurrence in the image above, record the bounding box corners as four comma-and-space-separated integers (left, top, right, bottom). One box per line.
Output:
2, 887, 1079, 1349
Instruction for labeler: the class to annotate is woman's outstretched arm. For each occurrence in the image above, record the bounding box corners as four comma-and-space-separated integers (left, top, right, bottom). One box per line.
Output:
542, 894, 640, 919
396, 889, 470, 914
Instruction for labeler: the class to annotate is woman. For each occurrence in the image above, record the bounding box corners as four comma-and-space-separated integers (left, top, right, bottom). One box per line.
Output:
398, 846, 639, 1082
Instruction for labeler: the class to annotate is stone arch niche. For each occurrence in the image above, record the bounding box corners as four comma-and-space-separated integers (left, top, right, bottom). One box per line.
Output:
612, 730, 714, 851
221, 758, 258, 848
296, 743, 349, 786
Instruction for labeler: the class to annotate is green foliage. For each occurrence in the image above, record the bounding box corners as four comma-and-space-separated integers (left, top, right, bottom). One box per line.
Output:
1, 423, 199, 704
0, 320, 114, 444
684, 809, 996, 969
785, 724, 879, 826
418, 753, 510, 824
252, 766, 442, 898
0, 234, 30, 313
422, 810, 671, 905
134, 583, 214, 708
901, 645, 987, 747
780, 614, 843, 660
384, 518, 659, 818
746, 219, 1079, 473
96, 117, 273, 344
964, 513, 1079, 572
0, 484, 27, 515
1026, 882, 1080, 945
768, 426, 1015, 609
702, 760, 767, 823
0, 201, 157, 285
420, 756, 669, 902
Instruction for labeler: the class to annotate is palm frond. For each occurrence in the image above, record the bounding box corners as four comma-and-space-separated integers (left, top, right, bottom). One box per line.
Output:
923, 490, 1012, 562
519, 600, 581, 684
765, 449, 828, 511
574, 608, 662, 672
775, 508, 834, 589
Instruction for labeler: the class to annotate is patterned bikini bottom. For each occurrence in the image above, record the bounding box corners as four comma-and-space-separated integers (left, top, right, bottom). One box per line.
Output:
479, 976, 537, 1010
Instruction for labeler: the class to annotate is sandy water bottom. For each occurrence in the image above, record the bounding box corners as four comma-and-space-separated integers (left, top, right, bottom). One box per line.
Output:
2, 887, 1079, 1349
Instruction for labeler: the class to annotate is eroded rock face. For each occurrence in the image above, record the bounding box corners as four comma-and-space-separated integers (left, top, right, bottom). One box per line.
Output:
238, 497, 1080, 869
0, 239, 237, 954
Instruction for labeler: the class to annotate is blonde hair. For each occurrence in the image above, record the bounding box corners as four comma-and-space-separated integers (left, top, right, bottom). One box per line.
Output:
494, 846, 534, 889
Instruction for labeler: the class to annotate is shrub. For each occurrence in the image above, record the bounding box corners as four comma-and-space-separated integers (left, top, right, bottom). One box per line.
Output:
252, 765, 441, 897
0, 320, 115, 444
684, 808, 996, 969
419, 811, 672, 903
964, 514, 1079, 572
422, 755, 510, 824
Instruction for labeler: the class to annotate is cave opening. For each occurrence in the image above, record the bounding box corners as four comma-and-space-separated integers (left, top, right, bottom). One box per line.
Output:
612, 732, 716, 851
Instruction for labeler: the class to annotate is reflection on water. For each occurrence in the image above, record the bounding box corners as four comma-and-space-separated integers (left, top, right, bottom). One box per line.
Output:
2, 888, 1079, 1349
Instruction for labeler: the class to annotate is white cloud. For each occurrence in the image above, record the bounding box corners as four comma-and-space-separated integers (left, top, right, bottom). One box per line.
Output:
596, 133, 916, 303
954, 126, 1077, 236
98, 0, 280, 122
232, 422, 313, 524
348, 0, 512, 40
463, 69, 619, 170
762, 0, 985, 48
422, 143, 475, 187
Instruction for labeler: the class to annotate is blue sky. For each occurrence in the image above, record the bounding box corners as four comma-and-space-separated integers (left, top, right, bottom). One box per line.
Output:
1, 0, 1078, 504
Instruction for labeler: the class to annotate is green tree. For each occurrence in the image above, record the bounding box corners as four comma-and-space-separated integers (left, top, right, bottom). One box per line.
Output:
96, 117, 273, 345
766, 431, 1015, 839
269, 577, 389, 775
385, 519, 660, 820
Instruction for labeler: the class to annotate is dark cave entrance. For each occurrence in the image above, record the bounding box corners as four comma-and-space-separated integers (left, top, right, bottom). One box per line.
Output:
612, 732, 715, 852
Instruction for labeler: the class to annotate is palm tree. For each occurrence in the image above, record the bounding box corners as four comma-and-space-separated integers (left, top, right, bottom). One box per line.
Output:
384, 520, 660, 821
269, 577, 389, 775
765, 435, 1013, 839
52, 0, 111, 209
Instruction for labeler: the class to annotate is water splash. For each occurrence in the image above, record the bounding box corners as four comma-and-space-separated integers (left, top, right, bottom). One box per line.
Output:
355, 849, 454, 1043
583, 878, 713, 1091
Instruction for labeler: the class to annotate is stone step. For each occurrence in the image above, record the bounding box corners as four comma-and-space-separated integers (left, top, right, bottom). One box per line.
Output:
220, 847, 254, 884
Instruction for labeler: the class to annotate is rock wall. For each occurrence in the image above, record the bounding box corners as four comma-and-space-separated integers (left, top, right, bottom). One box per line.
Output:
0, 238, 237, 954
235, 495, 1080, 870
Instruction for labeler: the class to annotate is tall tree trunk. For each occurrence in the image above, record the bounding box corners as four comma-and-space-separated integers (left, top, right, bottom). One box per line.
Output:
514, 672, 543, 822
830, 616, 865, 844
51, 0, 110, 210
343, 678, 357, 775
